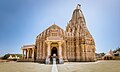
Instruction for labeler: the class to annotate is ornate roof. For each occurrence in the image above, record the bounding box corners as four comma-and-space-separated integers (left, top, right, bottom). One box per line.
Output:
47, 24, 64, 31
36, 24, 65, 38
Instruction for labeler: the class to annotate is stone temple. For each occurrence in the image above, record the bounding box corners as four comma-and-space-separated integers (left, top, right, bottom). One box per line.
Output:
21, 4, 96, 64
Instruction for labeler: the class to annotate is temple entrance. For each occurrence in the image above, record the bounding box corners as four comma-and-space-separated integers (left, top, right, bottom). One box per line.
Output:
51, 47, 57, 56
45, 41, 63, 64
50, 47, 58, 64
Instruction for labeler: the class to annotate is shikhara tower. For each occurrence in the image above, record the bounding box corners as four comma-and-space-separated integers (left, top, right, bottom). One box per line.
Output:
21, 4, 96, 64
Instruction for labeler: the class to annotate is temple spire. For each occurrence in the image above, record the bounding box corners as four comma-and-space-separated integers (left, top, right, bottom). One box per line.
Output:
76, 4, 81, 9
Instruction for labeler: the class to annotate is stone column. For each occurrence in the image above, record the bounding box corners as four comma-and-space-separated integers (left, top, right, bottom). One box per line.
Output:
47, 42, 51, 57
32, 48, 35, 59
22, 49, 24, 59
45, 41, 51, 64
84, 44, 87, 61
58, 41, 63, 64
25, 49, 27, 59
66, 40, 69, 59
58, 42, 62, 58
27, 49, 30, 59
37, 42, 40, 59
42, 41, 45, 59
64, 41, 67, 60
93, 46, 96, 61
29, 49, 31, 58
39, 42, 41, 59
81, 44, 85, 61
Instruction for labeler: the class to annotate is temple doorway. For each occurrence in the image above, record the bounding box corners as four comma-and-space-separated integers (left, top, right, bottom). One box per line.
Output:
51, 47, 58, 56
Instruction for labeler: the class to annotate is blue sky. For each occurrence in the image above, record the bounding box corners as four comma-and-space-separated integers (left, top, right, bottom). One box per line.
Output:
0, 0, 120, 56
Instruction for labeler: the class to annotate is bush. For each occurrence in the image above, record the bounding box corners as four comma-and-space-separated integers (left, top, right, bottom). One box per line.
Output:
2, 54, 10, 59
1, 54, 22, 60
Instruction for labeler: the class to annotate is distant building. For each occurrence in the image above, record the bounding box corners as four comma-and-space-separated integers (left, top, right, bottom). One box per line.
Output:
103, 50, 114, 60
113, 48, 120, 56
113, 48, 120, 60
114, 51, 120, 56
21, 4, 96, 64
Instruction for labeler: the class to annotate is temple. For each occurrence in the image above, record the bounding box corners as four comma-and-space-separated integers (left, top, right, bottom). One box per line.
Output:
21, 4, 96, 64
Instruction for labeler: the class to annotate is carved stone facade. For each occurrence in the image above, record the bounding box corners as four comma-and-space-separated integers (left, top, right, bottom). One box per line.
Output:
21, 4, 96, 64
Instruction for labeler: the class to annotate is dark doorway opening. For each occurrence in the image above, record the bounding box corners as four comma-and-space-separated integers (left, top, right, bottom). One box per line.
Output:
51, 47, 57, 56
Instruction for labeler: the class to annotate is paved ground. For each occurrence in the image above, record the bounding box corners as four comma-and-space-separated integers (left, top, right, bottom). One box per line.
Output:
51, 58, 58, 72
0, 60, 120, 72
0, 62, 52, 72
57, 60, 120, 72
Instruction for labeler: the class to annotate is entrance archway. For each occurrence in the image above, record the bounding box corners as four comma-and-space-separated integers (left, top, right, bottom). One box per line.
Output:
51, 47, 57, 56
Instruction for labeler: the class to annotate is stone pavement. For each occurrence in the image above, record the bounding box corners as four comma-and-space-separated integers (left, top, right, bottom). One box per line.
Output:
1, 60, 120, 72
51, 58, 58, 72
57, 60, 120, 72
